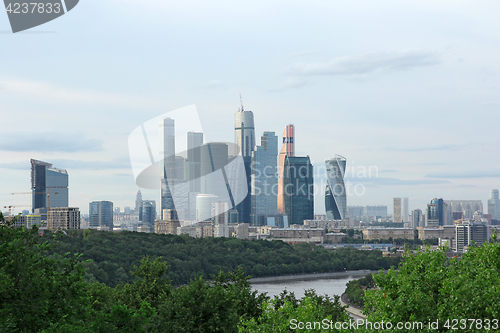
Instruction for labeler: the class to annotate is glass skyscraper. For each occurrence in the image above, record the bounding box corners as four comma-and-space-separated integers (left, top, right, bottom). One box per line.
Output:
251, 131, 278, 225
325, 155, 347, 221
89, 201, 114, 230
234, 106, 255, 223
283, 156, 314, 225
30, 159, 69, 220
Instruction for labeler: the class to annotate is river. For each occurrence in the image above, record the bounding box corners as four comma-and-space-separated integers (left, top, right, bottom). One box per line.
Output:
250, 271, 373, 299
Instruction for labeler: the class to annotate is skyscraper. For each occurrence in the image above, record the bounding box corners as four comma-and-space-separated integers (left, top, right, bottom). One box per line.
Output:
393, 198, 402, 223
89, 201, 114, 230
141, 200, 156, 225
410, 208, 423, 228
403, 197, 409, 223
283, 156, 314, 225
186, 131, 203, 193
159, 117, 177, 215
234, 105, 255, 223
488, 189, 500, 221
427, 198, 445, 226
325, 155, 347, 221
251, 131, 278, 225
277, 125, 295, 214
31, 159, 69, 220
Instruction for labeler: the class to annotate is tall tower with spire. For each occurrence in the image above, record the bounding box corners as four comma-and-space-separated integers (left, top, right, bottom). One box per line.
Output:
234, 96, 255, 223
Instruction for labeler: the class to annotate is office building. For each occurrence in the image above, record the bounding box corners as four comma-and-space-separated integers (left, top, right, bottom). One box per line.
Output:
196, 194, 218, 222
427, 198, 445, 226
186, 131, 203, 192
159, 117, 178, 217
325, 155, 347, 221
234, 105, 255, 223
213, 201, 230, 237
283, 156, 314, 225
48, 207, 80, 230
135, 190, 142, 213
31, 159, 69, 220
277, 124, 295, 214
200, 143, 232, 206
251, 131, 278, 225
141, 200, 156, 225
456, 221, 488, 252
445, 200, 483, 220
488, 189, 500, 221
393, 198, 402, 223
89, 201, 114, 231
403, 197, 409, 223
410, 209, 423, 228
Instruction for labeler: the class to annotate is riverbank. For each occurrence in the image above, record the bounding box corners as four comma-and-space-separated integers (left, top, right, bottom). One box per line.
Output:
249, 269, 381, 284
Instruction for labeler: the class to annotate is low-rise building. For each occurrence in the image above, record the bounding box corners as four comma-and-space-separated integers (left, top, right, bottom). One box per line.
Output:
362, 227, 414, 240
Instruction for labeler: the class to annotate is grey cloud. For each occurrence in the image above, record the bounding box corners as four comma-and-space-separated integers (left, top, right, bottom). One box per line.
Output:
0, 158, 131, 170
386, 144, 459, 152
345, 176, 450, 186
426, 170, 500, 178
0, 131, 103, 153
288, 50, 441, 76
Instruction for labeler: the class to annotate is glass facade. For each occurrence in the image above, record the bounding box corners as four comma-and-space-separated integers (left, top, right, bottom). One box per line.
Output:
325, 155, 347, 220
283, 156, 314, 225
89, 201, 114, 230
251, 131, 278, 226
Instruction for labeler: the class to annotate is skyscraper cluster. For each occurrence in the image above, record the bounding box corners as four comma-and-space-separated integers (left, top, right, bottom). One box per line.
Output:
156, 101, 345, 228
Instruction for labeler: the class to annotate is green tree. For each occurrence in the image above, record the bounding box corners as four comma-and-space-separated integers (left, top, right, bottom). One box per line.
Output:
0, 213, 88, 332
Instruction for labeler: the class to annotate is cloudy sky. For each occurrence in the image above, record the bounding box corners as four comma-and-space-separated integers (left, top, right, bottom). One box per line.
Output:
1, 0, 499, 216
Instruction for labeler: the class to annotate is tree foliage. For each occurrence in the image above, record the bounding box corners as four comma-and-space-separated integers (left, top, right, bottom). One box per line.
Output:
364, 242, 500, 332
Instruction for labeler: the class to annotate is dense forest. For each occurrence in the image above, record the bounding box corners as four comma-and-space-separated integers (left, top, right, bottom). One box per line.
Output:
4, 213, 500, 332
40, 229, 402, 286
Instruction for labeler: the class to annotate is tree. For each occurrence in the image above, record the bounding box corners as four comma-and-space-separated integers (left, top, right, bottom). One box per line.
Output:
363, 242, 500, 332
0, 213, 88, 332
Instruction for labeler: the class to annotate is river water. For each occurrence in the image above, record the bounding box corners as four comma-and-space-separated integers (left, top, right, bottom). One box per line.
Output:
251, 275, 357, 299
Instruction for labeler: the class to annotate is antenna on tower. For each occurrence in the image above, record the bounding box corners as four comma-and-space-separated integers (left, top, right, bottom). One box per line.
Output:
240, 93, 244, 112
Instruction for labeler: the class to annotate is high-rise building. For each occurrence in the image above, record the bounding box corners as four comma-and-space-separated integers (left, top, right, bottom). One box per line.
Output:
186, 132, 203, 192
456, 221, 488, 252
141, 200, 156, 225
159, 117, 177, 216
213, 201, 230, 237
48, 207, 80, 230
277, 125, 295, 214
325, 155, 347, 221
89, 201, 114, 230
283, 156, 314, 225
234, 105, 255, 223
427, 198, 445, 226
251, 131, 278, 226
403, 197, 409, 223
445, 200, 483, 220
393, 198, 402, 223
488, 189, 500, 221
196, 194, 218, 222
31, 159, 69, 220
200, 143, 231, 203
135, 190, 142, 213
410, 208, 423, 228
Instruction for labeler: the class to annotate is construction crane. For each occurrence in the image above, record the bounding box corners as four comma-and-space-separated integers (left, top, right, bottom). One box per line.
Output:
2, 205, 30, 222
11, 190, 59, 228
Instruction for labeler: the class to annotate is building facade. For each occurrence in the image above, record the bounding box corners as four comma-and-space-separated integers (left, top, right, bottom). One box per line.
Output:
89, 201, 114, 230
283, 156, 314, 225
325, 155, 347, 221
31, 159, 69, 220
488, 189, 500, 221
48, 207, 80, 230
393, 198, 402, 223
251, 131, 278, 226
234, 106, 255, 224
277, 124, 295, 215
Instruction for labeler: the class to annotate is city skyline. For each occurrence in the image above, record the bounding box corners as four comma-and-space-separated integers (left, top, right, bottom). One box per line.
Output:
1, 1, 500, 215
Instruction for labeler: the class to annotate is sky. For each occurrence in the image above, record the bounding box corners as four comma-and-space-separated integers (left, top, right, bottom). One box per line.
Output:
1, 0, 499, 216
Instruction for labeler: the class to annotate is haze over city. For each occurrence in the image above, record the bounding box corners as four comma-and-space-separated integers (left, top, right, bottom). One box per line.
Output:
1, 1, 499, 215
